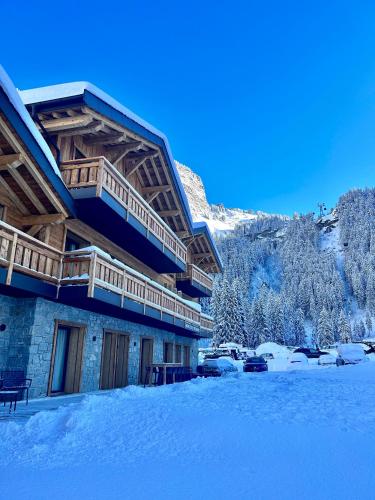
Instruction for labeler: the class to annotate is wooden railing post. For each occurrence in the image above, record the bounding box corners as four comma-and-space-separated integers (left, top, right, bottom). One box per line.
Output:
121, 269, 127, 308
6, 232, 17, 285
96, 158, 104, 197
88, 252, 97, 298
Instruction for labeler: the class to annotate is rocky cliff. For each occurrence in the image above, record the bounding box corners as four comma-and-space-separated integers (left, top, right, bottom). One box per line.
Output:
176, 161, 284, 235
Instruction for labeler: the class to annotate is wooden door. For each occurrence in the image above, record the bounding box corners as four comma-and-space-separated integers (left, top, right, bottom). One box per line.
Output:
50, 324, 85, 395
183, 345, 191, 367
100, 331, 129, 390
139, 338, 153, 384
64, 327, 85, 393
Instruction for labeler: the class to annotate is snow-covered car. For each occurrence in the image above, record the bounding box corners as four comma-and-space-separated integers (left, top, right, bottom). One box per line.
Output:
287, 352, 309, 368
261, 352, 274, 360
256, 342, 290, 359
336, 344, 367, 366
200, 358, 238, 377
318, 353, 337, 365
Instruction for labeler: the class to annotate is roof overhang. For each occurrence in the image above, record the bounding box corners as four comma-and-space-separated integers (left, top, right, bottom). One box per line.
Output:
0, 67, 75, 216
193, 221, 224, 273
20, 82, 192, 229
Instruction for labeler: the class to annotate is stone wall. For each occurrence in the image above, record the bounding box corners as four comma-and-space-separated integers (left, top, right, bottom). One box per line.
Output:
0, 294, 198, 399
0, 295, 37, 372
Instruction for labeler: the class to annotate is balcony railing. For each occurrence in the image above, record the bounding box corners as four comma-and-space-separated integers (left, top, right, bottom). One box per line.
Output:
61, 157, 187, 264
0, 221, 214, 335
200, 314, 214, 331
0, 221, 61, 285
177, 264, 213, 292
61, 248, 204, 327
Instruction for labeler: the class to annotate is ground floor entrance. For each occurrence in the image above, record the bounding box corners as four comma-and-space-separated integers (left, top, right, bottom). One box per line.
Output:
100, 331, 129, 390
49, 323, 85, 395
139, 337, 154, 384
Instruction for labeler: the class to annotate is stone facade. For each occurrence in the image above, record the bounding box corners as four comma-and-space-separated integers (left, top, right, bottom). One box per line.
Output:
0, 294, 198, 399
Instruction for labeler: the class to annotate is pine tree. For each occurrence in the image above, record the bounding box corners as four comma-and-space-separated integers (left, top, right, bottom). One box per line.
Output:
365, 312, 373, 336
352, 320, 366, 341
337, 310, 351, 344
293, 308, 306, 346
316, 308, 334, 347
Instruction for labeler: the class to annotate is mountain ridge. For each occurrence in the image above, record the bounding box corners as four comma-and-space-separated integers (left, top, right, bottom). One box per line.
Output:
176, 161, 287, 235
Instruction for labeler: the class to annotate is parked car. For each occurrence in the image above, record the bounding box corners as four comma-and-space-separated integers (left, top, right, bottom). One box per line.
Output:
293, 347, 328, 359
243, 356, 268, 373
336, 344, 367, 366
287, 352, 309, 368
200, 358, 238, 377
353, 342, 375, 355
318, 353, 337, 365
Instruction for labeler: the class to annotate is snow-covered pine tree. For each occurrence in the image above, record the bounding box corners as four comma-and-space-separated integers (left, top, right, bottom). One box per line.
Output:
293, 308, 306, 346
365, 312, 373, 336
316, 308, 334, 347
337, 310, 351, 344
352, 320, 366, 341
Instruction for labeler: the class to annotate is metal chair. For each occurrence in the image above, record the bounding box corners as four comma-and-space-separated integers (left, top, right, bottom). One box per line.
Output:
0, 370, 32, 405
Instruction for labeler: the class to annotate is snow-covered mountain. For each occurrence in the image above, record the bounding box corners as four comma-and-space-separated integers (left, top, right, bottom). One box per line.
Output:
207, 188, 375, 349
176, 161, 286, 234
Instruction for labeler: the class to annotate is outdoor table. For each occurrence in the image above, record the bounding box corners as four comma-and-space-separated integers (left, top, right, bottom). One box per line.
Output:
150, 363, 183, 386
0, 390, 20, 412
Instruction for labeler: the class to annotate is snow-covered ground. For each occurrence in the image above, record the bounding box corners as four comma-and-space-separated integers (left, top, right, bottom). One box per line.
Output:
2, 363, 375, 500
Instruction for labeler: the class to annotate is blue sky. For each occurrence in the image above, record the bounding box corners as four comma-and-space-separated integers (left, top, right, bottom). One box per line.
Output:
2, 0, 375, 215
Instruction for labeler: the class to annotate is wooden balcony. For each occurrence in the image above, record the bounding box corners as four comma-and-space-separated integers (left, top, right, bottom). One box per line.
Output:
60, 248, 213, 336
0, 220, 213, 336
176, 263, 213, 298
0, 221, 61, 298
200, 314, 215, 337
60, 157, 187, 273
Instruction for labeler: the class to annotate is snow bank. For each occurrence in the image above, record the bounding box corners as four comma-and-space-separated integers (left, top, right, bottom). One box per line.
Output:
256, 342, 290, 358
2, 365, 375, 499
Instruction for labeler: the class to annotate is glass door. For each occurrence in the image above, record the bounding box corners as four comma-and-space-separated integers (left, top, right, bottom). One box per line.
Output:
51, 326, 69, 393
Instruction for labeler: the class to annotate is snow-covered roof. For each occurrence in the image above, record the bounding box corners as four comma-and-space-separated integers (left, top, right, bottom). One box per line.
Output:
19, 80, 223, 272
20, 81, 193, 230
0, 66, 62, 181
193, 221, 224, 272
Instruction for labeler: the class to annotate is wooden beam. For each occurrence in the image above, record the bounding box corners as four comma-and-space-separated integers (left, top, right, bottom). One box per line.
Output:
8, 168, 47, 214
27, 225, 43, 237
84, 132, 126, 145
142, 185, 171, 194
0, 176, 28, 214
146, 192, 161, 203
0, 115, 68, 216
0, 153, 23, 167
58, 122, 105, 138
106, 141, 143, 154
158, 210, 180, 218
41, 115, 94, 132
21, 213, 65, 226
192, 252, 211, 259
125, 152, 158, 177
109, 141, 144, 166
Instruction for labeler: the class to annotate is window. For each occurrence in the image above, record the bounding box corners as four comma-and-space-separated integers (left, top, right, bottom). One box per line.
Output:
0, 204, 5, 221
65, 231, 90, 252
175, 344, 182, 364
163, 342, 174, 363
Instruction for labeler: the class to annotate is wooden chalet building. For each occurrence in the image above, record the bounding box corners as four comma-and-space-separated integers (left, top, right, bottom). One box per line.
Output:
0, 67, 222, 398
